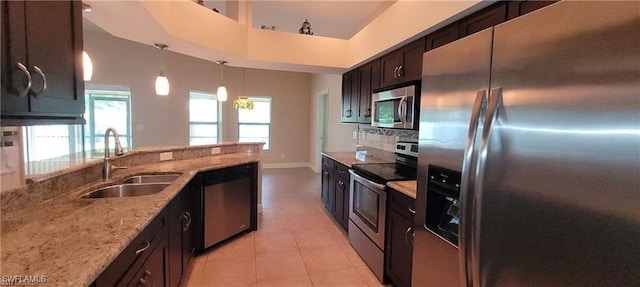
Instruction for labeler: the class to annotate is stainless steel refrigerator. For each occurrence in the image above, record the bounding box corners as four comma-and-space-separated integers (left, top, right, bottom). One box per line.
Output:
413, 1, 640, 286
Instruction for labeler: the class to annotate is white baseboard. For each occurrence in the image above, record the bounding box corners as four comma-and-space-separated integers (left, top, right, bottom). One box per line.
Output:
262, 162, 311, 169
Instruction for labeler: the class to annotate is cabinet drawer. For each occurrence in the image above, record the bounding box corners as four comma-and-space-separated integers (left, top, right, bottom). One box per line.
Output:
94, 212, 165, 287
334, 163, 350, 180
388, 189, 416, 220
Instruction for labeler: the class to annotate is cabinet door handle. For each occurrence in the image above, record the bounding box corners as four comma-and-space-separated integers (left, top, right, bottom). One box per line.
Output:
15, 62, 32, 98
393, 66, 399, 79
405, 226, 414, 246
398, 65, 404, 78
30, 65, 47, 98
338, 181, 344, 186
134, 241, 150, 255
408, 207, 416, 214
183, 211, 192, 232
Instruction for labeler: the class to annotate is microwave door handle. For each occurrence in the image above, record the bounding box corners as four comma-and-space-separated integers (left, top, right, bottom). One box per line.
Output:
400, 96, 408, 126
397, 96, 406, 125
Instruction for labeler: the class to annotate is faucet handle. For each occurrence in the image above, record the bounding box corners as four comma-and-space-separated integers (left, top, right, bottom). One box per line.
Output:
111, 165, 128, 171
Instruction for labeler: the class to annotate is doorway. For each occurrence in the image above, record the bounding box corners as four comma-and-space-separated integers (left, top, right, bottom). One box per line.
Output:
315, 91, 328, 172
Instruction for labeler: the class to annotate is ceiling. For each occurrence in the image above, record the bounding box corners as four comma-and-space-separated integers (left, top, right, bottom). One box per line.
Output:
200, 0, 394, 39
250, 1, 394, 39
83, 0, 481, 73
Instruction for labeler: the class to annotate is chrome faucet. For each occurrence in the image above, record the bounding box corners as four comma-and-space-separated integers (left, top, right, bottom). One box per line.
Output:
103, 127, 127, 180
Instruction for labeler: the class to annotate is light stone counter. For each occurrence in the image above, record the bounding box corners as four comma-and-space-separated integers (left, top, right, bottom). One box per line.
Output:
1, 144, 262, 287
387, 180, 417, 199
321, 151, 392, 167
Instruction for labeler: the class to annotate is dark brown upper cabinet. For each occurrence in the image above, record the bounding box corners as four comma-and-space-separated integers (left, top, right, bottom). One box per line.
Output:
425, 22, 460, 51
1, 0, 84, 126
459, 2, 507, 37
380, 38, 426, 88
356, 59, 380, 124
341, 70, 359, 123
507, 0, 557, 20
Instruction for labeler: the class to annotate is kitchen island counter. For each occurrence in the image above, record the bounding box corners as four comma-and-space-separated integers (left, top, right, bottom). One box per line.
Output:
0, 144, 261, 287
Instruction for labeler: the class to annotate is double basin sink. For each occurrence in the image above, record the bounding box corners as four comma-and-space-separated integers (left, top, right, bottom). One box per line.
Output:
81, 174, 181, 199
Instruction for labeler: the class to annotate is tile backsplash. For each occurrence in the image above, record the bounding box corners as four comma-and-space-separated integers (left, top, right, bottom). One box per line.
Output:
357, 126, 418, 159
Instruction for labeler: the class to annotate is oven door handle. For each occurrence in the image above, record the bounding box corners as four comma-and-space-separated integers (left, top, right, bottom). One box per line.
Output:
349, 169, 386, 190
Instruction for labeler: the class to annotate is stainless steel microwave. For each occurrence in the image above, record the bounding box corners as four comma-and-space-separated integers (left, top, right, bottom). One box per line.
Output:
371, 84, 418, 129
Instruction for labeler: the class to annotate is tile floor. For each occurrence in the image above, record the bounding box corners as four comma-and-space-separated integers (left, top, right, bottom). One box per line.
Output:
184, 168, 389, 287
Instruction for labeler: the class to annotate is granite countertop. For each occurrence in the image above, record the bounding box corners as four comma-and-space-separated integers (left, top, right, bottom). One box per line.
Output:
387, 180, 417, 199
322, 151, 392, 167
1, 153, 260, 287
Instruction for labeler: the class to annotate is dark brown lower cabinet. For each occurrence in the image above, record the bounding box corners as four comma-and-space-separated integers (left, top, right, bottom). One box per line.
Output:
94, 164, 255, 287
126, 235, 167, 287
320, 155, 351, 231
385, 189, 416, 287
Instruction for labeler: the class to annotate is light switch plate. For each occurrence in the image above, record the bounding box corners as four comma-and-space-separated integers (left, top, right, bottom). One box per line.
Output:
211, 147, 221, 155
159, 152, 173, 161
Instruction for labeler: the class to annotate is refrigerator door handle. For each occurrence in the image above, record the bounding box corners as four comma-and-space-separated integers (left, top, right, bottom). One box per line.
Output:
471, 87, 503, 287
459, 89, 488, 287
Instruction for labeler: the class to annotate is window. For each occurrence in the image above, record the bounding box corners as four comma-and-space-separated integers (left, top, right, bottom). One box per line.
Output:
238, 97, 271, 150
189, 91, 219, 145
84, 90, 132, 156
22, 89, 131, 174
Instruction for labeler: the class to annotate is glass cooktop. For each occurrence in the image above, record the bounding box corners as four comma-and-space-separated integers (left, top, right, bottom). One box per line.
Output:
351, 163, 416, 184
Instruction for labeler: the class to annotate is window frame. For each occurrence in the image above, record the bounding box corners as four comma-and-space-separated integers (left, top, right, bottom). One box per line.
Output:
189, 90, 220, 146
238, 96, 271, 151
84, 89, 132, 156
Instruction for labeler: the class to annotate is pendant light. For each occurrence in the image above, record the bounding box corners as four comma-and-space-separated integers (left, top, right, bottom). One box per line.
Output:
154, 44, 169, 96
82, 51, 93, 81
216, 60, 228, 102
233, 68, 254, 110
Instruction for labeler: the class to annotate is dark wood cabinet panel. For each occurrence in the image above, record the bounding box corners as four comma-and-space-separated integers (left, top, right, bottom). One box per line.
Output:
341, 71, 358, 123
459, 2, 507, 37
1, 1, 29, 114
321, 166, 333, 211
0, 0, 84, 125
385, 189, 415, 287
385, 208, 414, 287
333, 176, 346, 228
126, 235, 167, 287
380, 38, 426, 88
400, 39, 426, 82
507, 0, 557, 20
380, 51, 403, 88
321, 156, 351, 231
426, 22, 460, 51
357, 60, 378, 123
167, 212, 184, 287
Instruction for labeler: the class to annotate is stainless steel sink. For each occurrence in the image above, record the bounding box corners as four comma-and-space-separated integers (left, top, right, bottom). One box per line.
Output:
81, 183, 170, 199
121, 174, 181, 184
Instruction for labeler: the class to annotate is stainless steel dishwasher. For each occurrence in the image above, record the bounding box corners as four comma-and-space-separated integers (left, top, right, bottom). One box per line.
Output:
203, 164, 253, 249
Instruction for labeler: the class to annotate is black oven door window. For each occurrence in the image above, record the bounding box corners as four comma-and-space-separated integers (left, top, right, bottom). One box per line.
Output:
353, 181, 380, 231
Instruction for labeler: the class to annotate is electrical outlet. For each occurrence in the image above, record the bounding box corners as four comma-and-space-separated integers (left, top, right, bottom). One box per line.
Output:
211, 147, 221, 155
353, 131, 357, 139
159, 152, 173, 161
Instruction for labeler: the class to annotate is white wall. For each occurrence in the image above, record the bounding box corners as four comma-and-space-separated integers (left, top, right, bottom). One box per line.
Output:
84, 30, 311, 165
309, 73, 358, 171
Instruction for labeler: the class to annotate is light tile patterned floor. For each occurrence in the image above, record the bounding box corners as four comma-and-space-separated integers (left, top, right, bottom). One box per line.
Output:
184, 168, 389, 287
